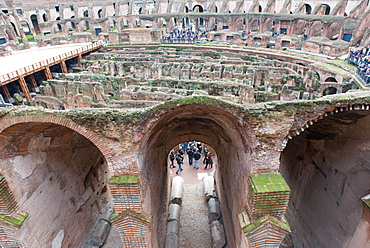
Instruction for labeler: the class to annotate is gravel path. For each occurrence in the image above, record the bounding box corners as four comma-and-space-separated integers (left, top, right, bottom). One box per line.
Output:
179, 184, 212, 248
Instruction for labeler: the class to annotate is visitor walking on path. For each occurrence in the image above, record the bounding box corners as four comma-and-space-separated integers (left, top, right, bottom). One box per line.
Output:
193, 148, 201, 170
203, 152, 213, 169
176, 153, 184, 174
187, 146, 194, 166
169, 150, 175, 168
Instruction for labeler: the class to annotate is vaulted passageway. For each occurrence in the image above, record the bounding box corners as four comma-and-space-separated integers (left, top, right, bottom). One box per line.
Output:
0, 123, 111, 247
138, 103, 255, 247
280, 110, 370, 247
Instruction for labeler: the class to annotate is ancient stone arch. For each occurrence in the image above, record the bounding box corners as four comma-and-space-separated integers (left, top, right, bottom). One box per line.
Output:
0, 115, 113, 165
0, 116, 113, 247
137, 101, 256, 247
309, 20, 324, 37
263, 18, 275, 32
280, 105, 370, 247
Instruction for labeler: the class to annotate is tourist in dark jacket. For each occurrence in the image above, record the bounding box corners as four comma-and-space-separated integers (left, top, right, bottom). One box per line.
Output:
193, 148, 201, 169
187, 147, 194, 165
175, 153, 184, 174
169, 150, 175, 168
204, 152, 213, 169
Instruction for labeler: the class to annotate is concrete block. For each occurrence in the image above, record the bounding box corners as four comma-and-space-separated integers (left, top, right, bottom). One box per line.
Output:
88, 219, 111, 247
166, 220, 179, 235
208, 197, 221, 222
210, 220, 226, 248
168, 203, 181, 221
170, 176, 184, 205
164, 232, 179, 248
203, 176, 216, 200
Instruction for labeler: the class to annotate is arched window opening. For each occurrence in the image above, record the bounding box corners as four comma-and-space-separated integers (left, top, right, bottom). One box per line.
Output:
305, 4, 312, 14
323, 4, 330, 15
193, 5, 204, 13
42, 13, 48, 22
258, 5, 262, 12
325, 77, 337, 83
83, 10, 89, 17
98, 9, 103, 18
30, 14, 40, 34
323, 87, 337, 95
138, 7, 143, 14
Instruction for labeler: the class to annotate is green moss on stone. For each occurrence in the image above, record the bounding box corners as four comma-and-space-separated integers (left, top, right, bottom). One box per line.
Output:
243, 215, 291, 234
249, 173, 290, 193
0, 211, 29, 228
109, 175, 139, 184
110, 210, 151, 223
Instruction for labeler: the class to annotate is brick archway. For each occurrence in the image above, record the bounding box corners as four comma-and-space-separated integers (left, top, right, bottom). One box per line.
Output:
137, 100, 257, 247
0, 113, 113, 167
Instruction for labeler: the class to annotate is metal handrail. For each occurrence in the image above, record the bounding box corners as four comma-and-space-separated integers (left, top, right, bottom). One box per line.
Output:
0, 40, 104, 84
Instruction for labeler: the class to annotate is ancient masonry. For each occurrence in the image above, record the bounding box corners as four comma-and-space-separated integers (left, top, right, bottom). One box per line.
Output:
0, 0, 369, 247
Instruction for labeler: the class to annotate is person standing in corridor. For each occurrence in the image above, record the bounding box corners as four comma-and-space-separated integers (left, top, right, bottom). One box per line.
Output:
187, 145, 194, 166
193, 148, 201, 170
169, 150, 175, 168
176, 153, 184, 174
204, 152, 213, 169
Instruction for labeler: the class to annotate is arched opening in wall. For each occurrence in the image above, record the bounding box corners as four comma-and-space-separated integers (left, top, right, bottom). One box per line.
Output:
21, 21, 32, 35
325, 77, 337, 83
55, 23, 62, 33
138, 103, 253, 248
0, 122, 113, 247
327, 22, 340, 40
10, 22, 20, 36
323, 4, 330, 15
280, 110, 370, 247
304, 4, 312, 14
185, 6, 189, 13
294, 19, 307, 35
157, 18, 166, 29
263, 18, 275, 32
235, 18, 245, 31
98, 9, 103, 18
249, 18, 259, 32
309, 21, 324, 37
214, 6, 218, 13
42, 13, 48, 22
258, 5, 262, 12
193, 5, 204, 13
83, 21, 90, 31
323, 86, 337, 95
83, 10, 89, 17
30, 15, 40, 35
138, 7, 143, 14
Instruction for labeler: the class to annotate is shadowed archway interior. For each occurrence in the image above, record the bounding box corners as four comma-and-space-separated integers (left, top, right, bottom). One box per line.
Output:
137, 104, 255, 247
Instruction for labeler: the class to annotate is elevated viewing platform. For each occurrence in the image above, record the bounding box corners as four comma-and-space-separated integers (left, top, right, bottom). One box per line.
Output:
0, 41, 104, 86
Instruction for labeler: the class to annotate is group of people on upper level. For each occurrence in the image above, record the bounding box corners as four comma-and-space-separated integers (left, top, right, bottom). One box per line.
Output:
347, 46, 370, 84
162, 27, 209, 44
169, 141, 213, 174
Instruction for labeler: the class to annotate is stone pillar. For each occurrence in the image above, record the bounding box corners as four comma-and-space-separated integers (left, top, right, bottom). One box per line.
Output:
1, 85, 11, 99
239, 173, 291, 247
60, 60, 68, 73
108, 175, 150, 247
18, 77, 31, 101
28, 74, 39, 93
43, 67, 53, 80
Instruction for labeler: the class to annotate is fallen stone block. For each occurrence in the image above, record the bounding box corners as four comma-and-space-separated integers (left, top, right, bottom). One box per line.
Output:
170, 176, 184, 205
203, 176, 216, 200
168, 203, 181, 221
210, 220, 226, 248
208, 197, 221, 222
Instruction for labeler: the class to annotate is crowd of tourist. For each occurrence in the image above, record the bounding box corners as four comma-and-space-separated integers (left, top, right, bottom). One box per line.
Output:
347, 46, 370, 84
162, 28, 209, 43
169, 141, 214, 174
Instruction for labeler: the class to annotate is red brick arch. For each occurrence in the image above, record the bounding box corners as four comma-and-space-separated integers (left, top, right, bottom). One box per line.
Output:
0, 113, 113, 167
